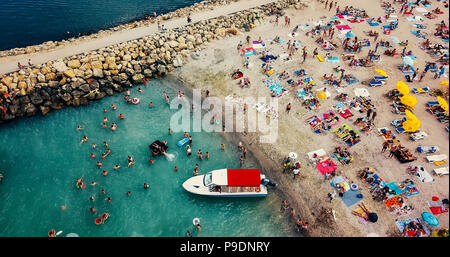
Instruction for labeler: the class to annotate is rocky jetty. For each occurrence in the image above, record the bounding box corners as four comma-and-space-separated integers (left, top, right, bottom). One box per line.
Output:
0, 0, 307, 123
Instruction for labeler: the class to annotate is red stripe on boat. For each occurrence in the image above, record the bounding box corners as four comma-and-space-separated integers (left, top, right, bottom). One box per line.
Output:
227, 169, 261, 186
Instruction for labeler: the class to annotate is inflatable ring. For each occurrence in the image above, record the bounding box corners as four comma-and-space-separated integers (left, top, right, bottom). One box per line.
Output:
255, 187, 261, 193
101, 213, 109, 221
95, 218, 103, 225
317, 91, 327, 100
193, 218, 200, 226
132, 98, 140, 105
215, 119, 221, 125
350, 184, 359, 191
48, 229, 56, 237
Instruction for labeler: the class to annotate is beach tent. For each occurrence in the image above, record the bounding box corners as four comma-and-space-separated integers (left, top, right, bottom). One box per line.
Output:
396, 81, 410, 95
437, 96, 448, 113
375, 69, 388, 77
400, 95, 418, 109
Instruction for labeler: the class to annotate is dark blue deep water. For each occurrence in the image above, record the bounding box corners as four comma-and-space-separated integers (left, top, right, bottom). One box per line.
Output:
0, 0, 202, 51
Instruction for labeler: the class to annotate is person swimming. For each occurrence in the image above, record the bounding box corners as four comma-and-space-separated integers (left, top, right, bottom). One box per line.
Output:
111, 123, 117, 131
113, 164, 120, 170
128, 156, 135, 167
118, 113, 125, 119
102, 170, 108, 176
144, 183, 149, 189
174, 166, 178, 172
89, 153, 95, 158
111, 104, 117, 110
187, 145, 192, 156
77, 125, 84, 130
81, 136, 88, 143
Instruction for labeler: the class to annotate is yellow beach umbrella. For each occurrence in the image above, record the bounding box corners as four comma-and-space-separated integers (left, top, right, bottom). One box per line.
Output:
403, 118, 421, 132
375, 69, 388, 77
400, 95, 418, 109
405, 110, 417, 120
396, 81, 410, 95
437, 96, 448, 112
439, 81, 449, 87
317, 91, 327, 100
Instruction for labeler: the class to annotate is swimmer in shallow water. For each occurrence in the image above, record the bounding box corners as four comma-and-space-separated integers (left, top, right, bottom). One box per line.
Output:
138, 88, 143, 93
127, 191, 131, 196
113, 165, 120, 170
174, 166, 178, 172
81, 136, 88, 143
144, 183, 149, 189
148, 159, 155, 164
111, 123, 117, 131
89, 153, 95, 158
128, 156, 135, 167
118, 113, 125, 119
111, 104, 117, 110
103, 117, 108, 123
102, 170, 108, 176
77, 125, 84, 130
186, 145, 192, 156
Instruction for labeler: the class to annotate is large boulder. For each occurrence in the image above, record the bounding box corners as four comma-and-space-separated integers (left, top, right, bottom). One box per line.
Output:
131, 74, 145, 84
52, 61, 68, 72
92, 68, 104, 78
64, 69, 76, 78
67, 59, 81, 69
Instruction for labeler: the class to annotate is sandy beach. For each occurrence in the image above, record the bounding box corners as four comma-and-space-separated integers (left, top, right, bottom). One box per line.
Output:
0, 0, 448, 237
174, 0, 449, 237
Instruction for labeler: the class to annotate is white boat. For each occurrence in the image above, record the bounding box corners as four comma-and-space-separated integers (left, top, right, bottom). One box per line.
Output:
182, 169, 270, 197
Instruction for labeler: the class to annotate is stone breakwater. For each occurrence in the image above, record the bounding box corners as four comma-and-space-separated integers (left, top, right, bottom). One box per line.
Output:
0, 0, 308, 124
0, 0, 235, 57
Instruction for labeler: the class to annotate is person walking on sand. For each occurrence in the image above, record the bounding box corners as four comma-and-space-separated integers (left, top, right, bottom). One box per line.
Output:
371, 111, 377, 122
237, 41, 243, 54
302, 49, 307, 63
329, 1, 333, 11
280, 200, 289, 212
286, 103, 291, 113
382, 141, 390, 153
325, 0, 328, 9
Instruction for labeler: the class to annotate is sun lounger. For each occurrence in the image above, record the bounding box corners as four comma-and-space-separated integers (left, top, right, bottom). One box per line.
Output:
417, 146, 439, 154
412, 87, 430, 94
396, 127, 406, 134
434, 167, 449, 176
415, 166, 434, 183
410, 131, 427, 141
369, 80, 383, 87
427, 101, 439, 107
374, 76, 389, 81
426, 155, 448, 163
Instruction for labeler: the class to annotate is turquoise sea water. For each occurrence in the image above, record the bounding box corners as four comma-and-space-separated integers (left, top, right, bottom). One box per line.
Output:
0, 0, 202, 50
0, 79, 295, 237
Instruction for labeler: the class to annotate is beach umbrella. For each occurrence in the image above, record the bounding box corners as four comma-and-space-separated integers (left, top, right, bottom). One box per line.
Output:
375, 69, 388, 77
437, 96, 449, 115
405, 110, 418, 121
396, 81, 410, 95
400, 95, 418, 109
402, 118, 421, 132
403, 56, 414, 66
289, 152, 298, 160
439, 80, 449, 87
317, 91, 327, 100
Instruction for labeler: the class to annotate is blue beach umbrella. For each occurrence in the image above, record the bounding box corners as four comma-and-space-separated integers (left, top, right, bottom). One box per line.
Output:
403, 56, 414, 66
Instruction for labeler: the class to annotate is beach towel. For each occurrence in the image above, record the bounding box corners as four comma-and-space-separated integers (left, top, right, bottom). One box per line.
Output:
327, 56, 340, 64
384, 195, 402, 209
428, 201, 449, 215
354, 88, 369, 97
395, 218, 430, 237
336, 25, 351, 31
341, 188, 363, 207
330, 16, 339, 21
391, 36, 401, 44
339, 109, 353, 119
307, 149, 327, 162
367, 20, 379, 26
242, 48, 256, 56
316, 159, 337, 175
